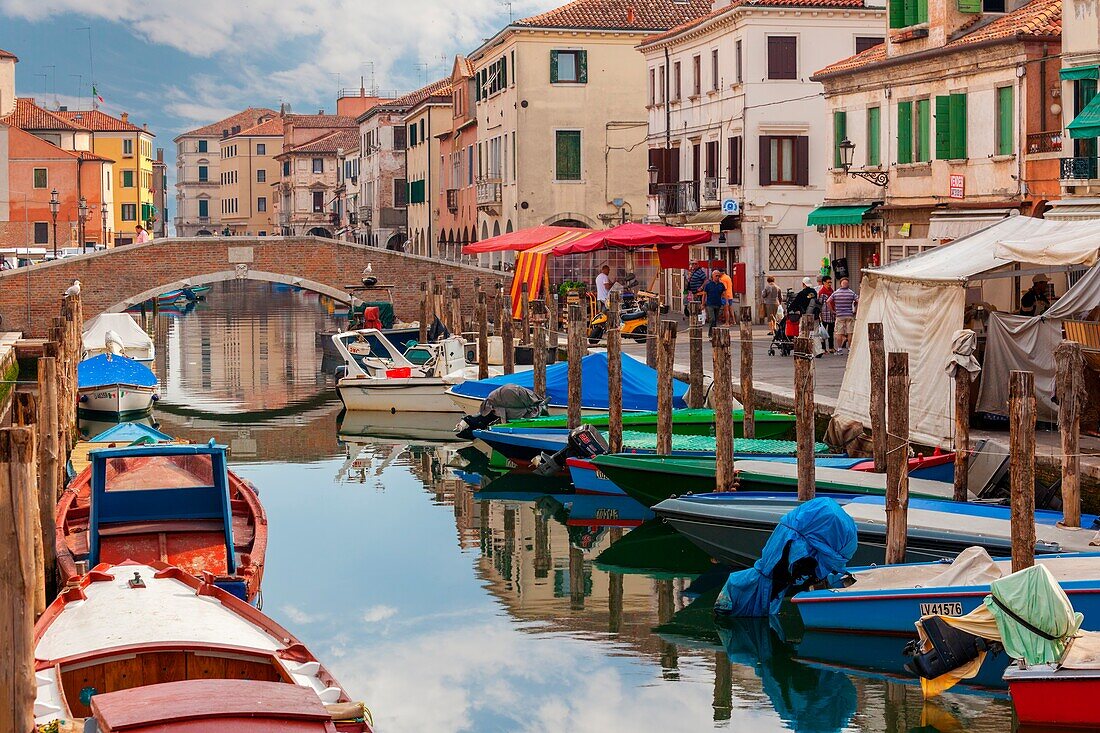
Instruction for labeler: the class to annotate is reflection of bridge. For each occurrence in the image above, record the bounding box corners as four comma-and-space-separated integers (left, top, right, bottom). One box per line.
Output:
0, 236, 495, 336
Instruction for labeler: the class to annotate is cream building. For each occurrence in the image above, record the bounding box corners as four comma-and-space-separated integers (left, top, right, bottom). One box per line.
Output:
639, 0, 886, 311
404, 80, 452, 257
1051, 0, 1100, 218
220, 116, 284, 235
173, 108, 276, 236
273, 114, 358, 237
466, 0, 712, 270
0, 48, 14, 117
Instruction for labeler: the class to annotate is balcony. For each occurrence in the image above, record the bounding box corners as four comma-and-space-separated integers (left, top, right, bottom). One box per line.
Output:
1061, 157, 1099, 180
655, 182, 699, 216
476, 179, 502, 210
1027, 131, 1062, 154
702, 176, 719, 203
446, 188, 459, 213
358, 205, 373, 223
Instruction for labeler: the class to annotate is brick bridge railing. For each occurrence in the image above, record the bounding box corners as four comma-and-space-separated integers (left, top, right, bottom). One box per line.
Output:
0, 237, 501, 337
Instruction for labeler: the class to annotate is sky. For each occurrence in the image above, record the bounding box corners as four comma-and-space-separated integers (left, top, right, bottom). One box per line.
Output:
0, 0, 553, 183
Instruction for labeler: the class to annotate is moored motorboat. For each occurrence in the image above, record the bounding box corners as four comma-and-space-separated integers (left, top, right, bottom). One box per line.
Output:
56, 442, 267, 602
503, 407, 793, 438
82, 312, 155, 363
77, 353, 158, 418
33, 561, 372, 731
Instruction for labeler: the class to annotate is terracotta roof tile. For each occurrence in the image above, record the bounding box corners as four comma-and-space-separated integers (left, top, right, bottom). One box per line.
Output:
55, 109, 147, 133
178, 108, 278, 138
76, 150, 114, 163
516, 0, 712, 31
815, 0, 1060, 77
385, 78, 453, 110
642, 0, 870, 45
284, 113, 357, 128
282, 128, 360, 155
233, 116, 285, 137
1, 98, 89, 131
0, 48, 17, 60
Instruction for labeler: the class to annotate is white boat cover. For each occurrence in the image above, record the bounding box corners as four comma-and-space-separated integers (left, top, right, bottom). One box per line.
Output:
834, 217, 1100, 446
82, 313, 154, 360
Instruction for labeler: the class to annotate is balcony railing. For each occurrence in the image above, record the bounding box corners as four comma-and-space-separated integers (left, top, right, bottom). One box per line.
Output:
655, 182, 699, 216
1061, 157, 1099, 180
476, 179, 502, 208
1027, 131, 1062, 154
702, 176, 719, 202
446, 188, 459, 212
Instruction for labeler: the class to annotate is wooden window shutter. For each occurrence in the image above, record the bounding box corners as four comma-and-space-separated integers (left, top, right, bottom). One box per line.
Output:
889, 0, 906, 28
550, 50, 559, 83
759, 136, 772, 185
794, 136, 809, 186
916, 98, 931, 162
501, 56, 508, 87
917, 0, 929, 22
767, 37, 797, 80
868, 107, 881, 166
997, 87, 1013, 156
897, 101, 913, 164
904, 0, 918, 28
950, 92, 968, 159
833, 111, 847, 168
934, 95, 952, 159
728, 136, 743, 184
578, 51, 588, 84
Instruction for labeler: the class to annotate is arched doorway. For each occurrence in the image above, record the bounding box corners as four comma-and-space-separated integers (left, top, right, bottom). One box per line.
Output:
492, 221, 501, 238
481, 222, 489, 241
386, 233, 405, 251
550, 218, 590, 229
505, 220, 514, 233
307, 227, 333, 238
196, 230, 212, 236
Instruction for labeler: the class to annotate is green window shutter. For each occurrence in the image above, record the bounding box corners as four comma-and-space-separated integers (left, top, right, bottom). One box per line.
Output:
904, 0, 918, 27
833, 111, 847, 168
917, 0, 929, 23
550, 50, 559, 83
916, 98, 931, 162
950, 92, 967, 159
934, 95, 952, 159
501, 56, 508, 87
868, 107, 881, 166
957, 0, 981, 12
577, 50, 588, 84
897, 101, 913, 165
997, 87, 1013, 156
555, 130, 581, 180
889, 0, 906, 28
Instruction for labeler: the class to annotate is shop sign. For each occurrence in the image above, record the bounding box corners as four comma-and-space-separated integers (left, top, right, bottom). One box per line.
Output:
949, 174, 965, 199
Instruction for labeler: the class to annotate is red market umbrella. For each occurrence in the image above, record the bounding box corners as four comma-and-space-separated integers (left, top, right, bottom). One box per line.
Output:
550, 222, 711, 255
461, 225, 589, 254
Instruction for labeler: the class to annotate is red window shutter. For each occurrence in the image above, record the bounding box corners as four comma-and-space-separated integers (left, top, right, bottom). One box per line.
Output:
759, 136, 773, 185
768, 37, 797, 80
795, 136, 809, 186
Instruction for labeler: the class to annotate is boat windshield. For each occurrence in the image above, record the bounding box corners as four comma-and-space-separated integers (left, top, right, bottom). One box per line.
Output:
104, 454, 216, 492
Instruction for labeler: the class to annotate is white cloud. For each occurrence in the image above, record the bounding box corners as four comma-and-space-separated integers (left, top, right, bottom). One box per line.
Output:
362, 604, 398, 624
281, 604, 327, 624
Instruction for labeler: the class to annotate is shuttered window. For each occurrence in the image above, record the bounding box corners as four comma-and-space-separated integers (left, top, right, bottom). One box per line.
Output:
996, 86, 1014, 156
393, 125, 407, 150
916, 98, 931, 162
728, 136, 742, 184
767, 37, 797, 80
555, 130, 582, 181
889, 0, 928, 28
833, 111, 847, 168
550, 50, 587, 84
897, 101, 913, 164
759, 135, 808, 185
935, 93, 968, 159
867, 107, 881, 166
408, 179, 426, 205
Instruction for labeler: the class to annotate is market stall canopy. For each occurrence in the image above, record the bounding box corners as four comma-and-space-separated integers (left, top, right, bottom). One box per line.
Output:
1068, 94, 1100, 139
461, 225, 589, 254
806, 204, 874, 226
550, 222, 712, 256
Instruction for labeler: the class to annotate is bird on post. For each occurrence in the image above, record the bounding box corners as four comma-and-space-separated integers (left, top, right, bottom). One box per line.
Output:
64, 280, 81, 298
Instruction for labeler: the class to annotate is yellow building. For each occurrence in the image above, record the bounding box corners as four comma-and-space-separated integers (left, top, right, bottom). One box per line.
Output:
57, 109, 156, 244
220, 115, 284, 235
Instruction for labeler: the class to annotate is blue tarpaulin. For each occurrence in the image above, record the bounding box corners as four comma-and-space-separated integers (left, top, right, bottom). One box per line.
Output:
715, 497, 857, 617
77, 354, 158, 389
89, 422, 173, 443
449, 352, 688, 411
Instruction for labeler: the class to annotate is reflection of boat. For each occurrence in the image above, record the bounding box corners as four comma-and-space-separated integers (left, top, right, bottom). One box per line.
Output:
33, 562, 373, 731
593, 518, 713, 575
653, 493, 1100, 568
337, 408, 463, 442
503, 408, 794, 438
535, 492, 653, 529
77, 354, 159, 417
56, 443, 267, 602
82, 313, 155, 363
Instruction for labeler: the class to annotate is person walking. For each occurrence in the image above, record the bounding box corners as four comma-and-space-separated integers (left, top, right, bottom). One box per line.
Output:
817, 275, 835, 353
685, 261, 708, 316
825, 277, 858, 354
787, 276, 819, 337
134, 224, 151, 244
761, 276, 780, 334
717, 266, 734, 323
702, 270, 727, 335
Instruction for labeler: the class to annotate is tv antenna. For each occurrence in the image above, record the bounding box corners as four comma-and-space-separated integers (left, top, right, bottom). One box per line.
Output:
500, 0, 514, 22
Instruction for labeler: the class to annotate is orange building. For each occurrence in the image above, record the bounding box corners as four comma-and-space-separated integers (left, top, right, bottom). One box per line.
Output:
437, 56, 478, 260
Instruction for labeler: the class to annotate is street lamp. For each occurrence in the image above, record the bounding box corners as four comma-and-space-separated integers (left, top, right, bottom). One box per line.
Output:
49, 188, 60, 257
78, 196, 88, 253
647, 165, 659, 194
101, 202, 109, 248
838, 138, 889, 187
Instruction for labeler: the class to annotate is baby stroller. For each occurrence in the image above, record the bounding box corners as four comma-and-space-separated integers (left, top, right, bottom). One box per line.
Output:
768, 289, 797, 357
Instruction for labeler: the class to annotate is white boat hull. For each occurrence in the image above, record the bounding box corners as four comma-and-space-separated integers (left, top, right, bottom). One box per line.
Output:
77, 384, 157, 415
445, 389, 626, 417
338, 377, 463, 413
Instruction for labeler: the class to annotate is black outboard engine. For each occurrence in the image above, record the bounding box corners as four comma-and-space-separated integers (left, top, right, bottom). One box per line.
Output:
531, 424, 608, 477
455, 384, 546, 440
903, 616, 1000, 680
455, 412, 502, 440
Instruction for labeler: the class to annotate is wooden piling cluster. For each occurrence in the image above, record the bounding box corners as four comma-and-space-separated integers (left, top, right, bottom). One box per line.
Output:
884, 352, 910, 565
793, 334, 815, 501
711, 328, 736, 492
606, 292, 623, 454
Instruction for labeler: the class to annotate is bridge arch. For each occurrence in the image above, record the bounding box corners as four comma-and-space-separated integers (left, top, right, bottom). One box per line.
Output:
106, 270, 356, 312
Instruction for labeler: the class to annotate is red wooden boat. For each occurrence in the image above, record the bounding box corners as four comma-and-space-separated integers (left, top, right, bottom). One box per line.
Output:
33, 561, 372, 731
1005, 645, 1100, 729
56, 443, 267, 602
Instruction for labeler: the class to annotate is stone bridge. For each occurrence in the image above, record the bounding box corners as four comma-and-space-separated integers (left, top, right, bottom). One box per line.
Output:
0, 236, 499, 337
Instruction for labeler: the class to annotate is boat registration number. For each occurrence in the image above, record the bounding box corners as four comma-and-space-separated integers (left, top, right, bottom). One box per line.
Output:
919, 602, 963, 617
594, 509, 620, 520
352, 459, 371, 468
594, 469, 608, 480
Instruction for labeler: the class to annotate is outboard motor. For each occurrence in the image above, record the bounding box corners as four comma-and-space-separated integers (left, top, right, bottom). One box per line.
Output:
454, 384, 546, 440
531, 424, 608, 477
903, 616, 1000, 680
455, 412, 502, 440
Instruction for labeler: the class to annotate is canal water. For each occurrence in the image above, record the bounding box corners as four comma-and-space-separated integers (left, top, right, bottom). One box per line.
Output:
113, 280, 1018, 732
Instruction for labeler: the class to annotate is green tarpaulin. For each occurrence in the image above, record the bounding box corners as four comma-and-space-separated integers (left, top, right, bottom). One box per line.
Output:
1061, 65, 1098, 81
1068, 94, 1100, 139
806, 205, 872, 226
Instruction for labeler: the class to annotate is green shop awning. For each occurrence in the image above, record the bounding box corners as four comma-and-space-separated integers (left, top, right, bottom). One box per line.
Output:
1068, 94, 1100, 139
1061, 65, 1099, 81
806, 204, 872, 226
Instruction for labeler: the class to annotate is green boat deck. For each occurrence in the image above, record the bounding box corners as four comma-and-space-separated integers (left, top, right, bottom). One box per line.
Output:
505, 408, 795, 439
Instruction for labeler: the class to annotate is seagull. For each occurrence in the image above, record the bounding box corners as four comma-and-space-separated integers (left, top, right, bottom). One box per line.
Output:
363, 263, 373, 275
64, 280, 81, 298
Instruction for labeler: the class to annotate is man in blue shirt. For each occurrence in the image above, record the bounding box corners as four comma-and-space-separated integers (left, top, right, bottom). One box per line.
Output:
702, 270, 727, 335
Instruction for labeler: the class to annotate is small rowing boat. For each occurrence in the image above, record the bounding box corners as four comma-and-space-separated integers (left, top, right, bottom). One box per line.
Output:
77, 354, 158, 417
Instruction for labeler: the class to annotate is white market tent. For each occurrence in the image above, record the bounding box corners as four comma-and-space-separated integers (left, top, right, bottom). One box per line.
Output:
833, 216, 1100, 448
81, 313, 155, 362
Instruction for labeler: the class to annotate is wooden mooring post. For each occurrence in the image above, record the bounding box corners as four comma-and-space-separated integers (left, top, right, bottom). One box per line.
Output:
520, 282, 530, 345
1055, 341, 1083, 528
687, 302, 704, 409
868, 323, 887, 472
12, 396, 45, 616
646, 300, 659, 368
657, 321, 677, 455
793, 334, 815, 501
476, 289, 489, 380
1009, 370, 1036, 572
567, 304, 584, 430
953, 364, 971, 502
419, 281, 430, 342
885, 352, 910, 565
549, 294, 560, 364
739, 316, 755, 439
0, 427, 38, 733
607, 292, 623, 454
711, 328, 736, 492
450, 286, 462, 336
531, 300, 547, 399
37, 356, 59, 598
499, 283, 514, 374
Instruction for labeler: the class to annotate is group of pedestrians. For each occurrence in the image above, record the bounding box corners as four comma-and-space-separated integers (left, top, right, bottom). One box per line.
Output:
768, 273, 859, 356
685, 261, 736, 332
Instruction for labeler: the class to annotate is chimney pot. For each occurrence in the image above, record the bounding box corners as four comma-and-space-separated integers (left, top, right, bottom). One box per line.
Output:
120, 112, 129, 122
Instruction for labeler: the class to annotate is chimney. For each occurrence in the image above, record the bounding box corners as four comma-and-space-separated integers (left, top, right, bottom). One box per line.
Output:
360, 76, 366, 98
318, 108, 324, 115
143, 122, 148, 131
627, 5, 635, 23
120, 112, 129, 123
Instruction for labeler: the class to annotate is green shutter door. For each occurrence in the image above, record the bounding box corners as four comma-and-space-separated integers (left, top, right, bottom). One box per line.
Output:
868, 107, 881, 166
577, 50, 588, 84
889, 0, 906, 28
556, 131, 581, 180
833, 111, 847, 168
997, 87, 1013, 156
904, 0, 918, 27
917, 0, 929, 23
935, 95, 952, 159
950, 92, 968, 159
550, 50, 559, 83
917, 98, 931, 162
897, 101, 913, 165
957, 0, 981, 12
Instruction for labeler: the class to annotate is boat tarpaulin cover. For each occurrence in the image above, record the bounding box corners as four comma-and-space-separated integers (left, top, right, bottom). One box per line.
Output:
77, 354, 158, 389
714, 497, 857, 617
479, 384, 546, 420
450, 352, 688, 411
82, 313, 154, 356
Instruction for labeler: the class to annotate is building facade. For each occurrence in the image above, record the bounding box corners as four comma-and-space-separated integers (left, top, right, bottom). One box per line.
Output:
219, 116, 284, 236
812, 0, 1061, 289
437, 57, 479, 263
152, 147, 167, 237
639, 0, 886, 312
273, 114, 358, 237
0, 48, 15, 118
356, 97, 412, 249
404, 81, 452, 258
1051, 0, 1100, 217
173, 108, 277, 236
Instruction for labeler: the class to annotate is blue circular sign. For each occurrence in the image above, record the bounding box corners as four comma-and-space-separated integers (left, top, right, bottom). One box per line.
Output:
722, 199, 740, 215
